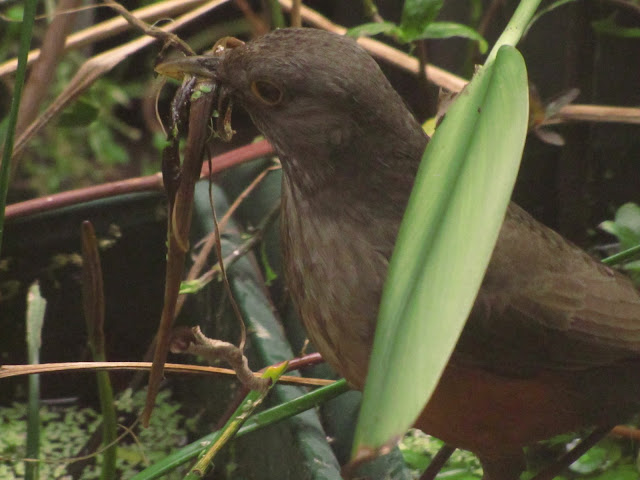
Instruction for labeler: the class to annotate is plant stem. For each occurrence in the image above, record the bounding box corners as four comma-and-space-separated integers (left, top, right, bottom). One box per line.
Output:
0, 0, 38, 258
486, 0, 543, 64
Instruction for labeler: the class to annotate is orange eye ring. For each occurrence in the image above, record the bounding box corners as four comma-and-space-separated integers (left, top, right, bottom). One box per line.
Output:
251, 80, 283, 105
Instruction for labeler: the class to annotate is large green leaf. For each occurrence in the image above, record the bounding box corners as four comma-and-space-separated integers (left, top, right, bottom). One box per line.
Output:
352, 41, 530, 457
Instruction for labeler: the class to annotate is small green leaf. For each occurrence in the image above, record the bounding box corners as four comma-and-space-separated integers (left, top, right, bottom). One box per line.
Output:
599, 203, 640, 249
592, 15, 640, 38
400, 21, 488, 52
6, 5, 25, 21
400, 0, 444, 39
179, 279, 206, 294
88, 124, 129, 165
623, 259, 640, 273
589, 464, 640, 480
58, 99, 99, 127
346, 22, 398, 38
260, 242, 278, 285
26, 282, 46, 359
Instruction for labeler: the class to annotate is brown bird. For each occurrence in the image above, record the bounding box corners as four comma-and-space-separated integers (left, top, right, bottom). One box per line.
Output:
158, 28, 640, 479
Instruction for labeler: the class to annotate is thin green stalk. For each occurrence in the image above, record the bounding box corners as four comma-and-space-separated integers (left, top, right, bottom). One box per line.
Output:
602, 244, 640, 266
95, 370, 117, 480
184, 363, 289, 479
25, 282, 46, 480
130, 379, 349, 480
0, 0, 38, 258
485, 0, 543, 65
267, 0, 286, 28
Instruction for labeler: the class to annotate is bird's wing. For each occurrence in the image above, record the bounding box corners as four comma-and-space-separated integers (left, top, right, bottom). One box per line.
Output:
457, 203, 640, 375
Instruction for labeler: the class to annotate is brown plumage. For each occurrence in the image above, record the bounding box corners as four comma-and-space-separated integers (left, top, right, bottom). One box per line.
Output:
158, 28, 640, 479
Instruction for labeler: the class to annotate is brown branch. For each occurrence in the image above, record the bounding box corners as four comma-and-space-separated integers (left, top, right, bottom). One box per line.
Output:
290, 0, 302, 27
81, 221, 106, 358
16, 0, 82, 137
143, 78, 217, 427
530, 427, 611, 480
280, 352, 324, 371
171, 326, 270, 391
233, 0, 270, 35
4, 139, 273, 221
420, 444, 456, 480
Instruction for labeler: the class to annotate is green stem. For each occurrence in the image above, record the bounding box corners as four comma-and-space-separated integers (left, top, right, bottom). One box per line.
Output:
0, 0, 38, 258
486, 0, 543, 64
130, 379, 350, 480
602, 243, 640, 266
25, 282, 46, 480
184, 363, 289, 479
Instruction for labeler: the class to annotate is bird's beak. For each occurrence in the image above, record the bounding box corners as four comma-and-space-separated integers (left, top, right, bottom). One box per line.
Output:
155, 55, 221, 81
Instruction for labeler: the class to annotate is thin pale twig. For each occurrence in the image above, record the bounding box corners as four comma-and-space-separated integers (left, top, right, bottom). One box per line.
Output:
206, 178, 249, 351
0, 0, 213, 78
175, 162, 280, 316
102, 0, 195, 56
0, 361, 333, 386
188, 202, 280, 290
11, 0, 229, 162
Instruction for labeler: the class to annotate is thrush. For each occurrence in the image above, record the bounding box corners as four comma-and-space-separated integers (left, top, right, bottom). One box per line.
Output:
158, 28, 640, 479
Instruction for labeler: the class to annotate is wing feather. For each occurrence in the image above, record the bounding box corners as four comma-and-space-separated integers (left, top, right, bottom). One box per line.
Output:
458, 203, 640, 374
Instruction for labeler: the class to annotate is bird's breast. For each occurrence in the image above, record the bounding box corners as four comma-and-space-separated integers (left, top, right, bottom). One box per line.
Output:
280, 176, 398, 387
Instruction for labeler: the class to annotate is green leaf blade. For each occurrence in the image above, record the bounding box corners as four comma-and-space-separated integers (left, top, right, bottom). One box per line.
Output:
400, 0, 444, 38
404, 21, 488, 53
592, 15, 640, 38
346, 22, 398, 38
352, 45, 529, 456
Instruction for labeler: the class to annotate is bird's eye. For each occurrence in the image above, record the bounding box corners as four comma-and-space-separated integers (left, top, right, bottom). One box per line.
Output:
251, 80, 283, 105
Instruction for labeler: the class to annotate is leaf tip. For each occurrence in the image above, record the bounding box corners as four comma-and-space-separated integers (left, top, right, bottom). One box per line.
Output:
346, 435, 401, 477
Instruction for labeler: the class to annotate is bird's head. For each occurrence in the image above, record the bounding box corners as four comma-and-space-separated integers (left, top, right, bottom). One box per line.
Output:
157, 28, 427, 197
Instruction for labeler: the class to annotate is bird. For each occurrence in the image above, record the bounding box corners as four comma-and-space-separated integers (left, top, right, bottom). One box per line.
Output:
156, 28, 640, 479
